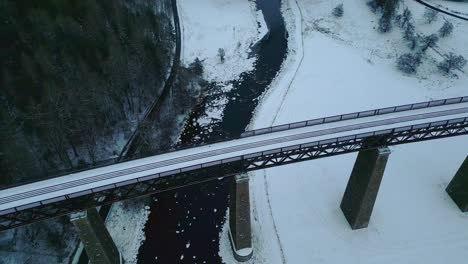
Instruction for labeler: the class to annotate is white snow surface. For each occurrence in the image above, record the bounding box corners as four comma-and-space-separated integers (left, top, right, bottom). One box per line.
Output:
106, 201, 150, 264
178, 0, 265, 83
220, 0, 468, 263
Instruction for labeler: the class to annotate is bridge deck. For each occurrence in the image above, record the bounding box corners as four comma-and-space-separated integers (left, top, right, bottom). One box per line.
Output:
0, 99, 467, 215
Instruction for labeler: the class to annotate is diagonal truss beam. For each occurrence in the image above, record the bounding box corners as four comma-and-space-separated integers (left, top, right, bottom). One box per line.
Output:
0, 118, 467, 231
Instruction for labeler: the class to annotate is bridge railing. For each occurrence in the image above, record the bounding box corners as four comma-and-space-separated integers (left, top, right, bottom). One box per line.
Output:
121, 117, 468, 191
1, 116, 467, 227
2, 96, 467, 192
240, 96, 468, 138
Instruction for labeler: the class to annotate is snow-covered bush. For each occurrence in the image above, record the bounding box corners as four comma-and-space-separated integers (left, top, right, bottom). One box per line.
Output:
439, 21, 454, 38
423, 8, 438, 24
397, 53, 422, 74
332, 4, 344, 17
438, 53, 467, 74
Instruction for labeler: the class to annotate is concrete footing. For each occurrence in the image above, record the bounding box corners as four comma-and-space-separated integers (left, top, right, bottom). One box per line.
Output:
70, 208, 123, 264
446, 156, 468, 212
340, 147, 391, 230
229, 174, 253, 262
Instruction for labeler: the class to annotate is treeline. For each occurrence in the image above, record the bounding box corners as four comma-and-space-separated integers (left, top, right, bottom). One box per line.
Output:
0, 0, 175, 185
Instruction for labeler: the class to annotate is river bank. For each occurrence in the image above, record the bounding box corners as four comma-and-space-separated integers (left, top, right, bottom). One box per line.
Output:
219, 0, 468, 263
137, 0, 288, 263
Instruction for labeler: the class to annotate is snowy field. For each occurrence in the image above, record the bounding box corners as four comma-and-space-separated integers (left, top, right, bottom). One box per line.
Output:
220, 0, 468, 263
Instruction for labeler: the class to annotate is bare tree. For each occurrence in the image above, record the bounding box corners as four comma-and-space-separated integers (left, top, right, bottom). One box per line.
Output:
403, 22, 417, 50
367, 0, 401, 33
397, 53, 422, 74
218, 48, 225, 63
439, 21, 454, 38
438, 53, 467, 74
423, 8, 438, 24
420, 34, 439, 52
395, 8, 412, 29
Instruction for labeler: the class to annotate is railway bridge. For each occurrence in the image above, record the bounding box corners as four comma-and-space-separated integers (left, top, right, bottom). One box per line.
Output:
1, 96, 468, 262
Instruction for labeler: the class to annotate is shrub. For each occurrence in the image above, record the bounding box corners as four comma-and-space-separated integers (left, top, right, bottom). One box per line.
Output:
332, 4, 344, 17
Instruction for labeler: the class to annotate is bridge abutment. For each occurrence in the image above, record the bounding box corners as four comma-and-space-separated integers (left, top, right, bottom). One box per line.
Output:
340, 147, 391, 229
70, 208, 123, 264
229, 174, 253, 262
446, 156, 468, 211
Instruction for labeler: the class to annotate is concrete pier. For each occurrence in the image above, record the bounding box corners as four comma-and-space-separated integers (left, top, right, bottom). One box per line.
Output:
446, 156, 468, 212
229, 174, 253, 262
70, 208, 122, 264
340, 147, 391, 230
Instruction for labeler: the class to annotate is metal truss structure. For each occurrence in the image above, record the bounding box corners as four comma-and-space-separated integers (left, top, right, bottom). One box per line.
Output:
0, 117, 467, 231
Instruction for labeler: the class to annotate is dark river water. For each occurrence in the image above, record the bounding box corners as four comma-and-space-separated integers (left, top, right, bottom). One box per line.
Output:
137, 0, 287, 263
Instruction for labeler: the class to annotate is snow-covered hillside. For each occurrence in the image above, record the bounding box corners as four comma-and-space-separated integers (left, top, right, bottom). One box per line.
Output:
220, 0, 468, 263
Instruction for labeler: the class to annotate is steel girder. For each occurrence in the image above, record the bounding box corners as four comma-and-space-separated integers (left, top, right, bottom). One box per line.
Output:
0, 118, 467, 231
243, 118, 468, 171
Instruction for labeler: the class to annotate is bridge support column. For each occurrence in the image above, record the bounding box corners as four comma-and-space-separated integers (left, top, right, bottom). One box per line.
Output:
446, 156, 468, 211
340, 147, 391, 230
229, 173, 253, 262
70, 208, 122, 264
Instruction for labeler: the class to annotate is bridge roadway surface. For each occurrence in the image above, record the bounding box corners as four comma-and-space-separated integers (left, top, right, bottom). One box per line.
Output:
1, 97, 468, 218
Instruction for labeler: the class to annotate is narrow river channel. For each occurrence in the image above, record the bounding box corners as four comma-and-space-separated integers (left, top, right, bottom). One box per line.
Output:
137, 0, 288, 262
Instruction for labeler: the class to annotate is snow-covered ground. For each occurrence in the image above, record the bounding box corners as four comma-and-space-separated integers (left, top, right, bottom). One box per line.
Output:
220, 0, 468, 263
178, 0, 266, 83
177, 0, 268, 128
106, 200, 150, 264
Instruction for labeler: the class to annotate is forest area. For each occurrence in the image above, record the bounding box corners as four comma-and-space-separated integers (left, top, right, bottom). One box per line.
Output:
0, 0, 175, 186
